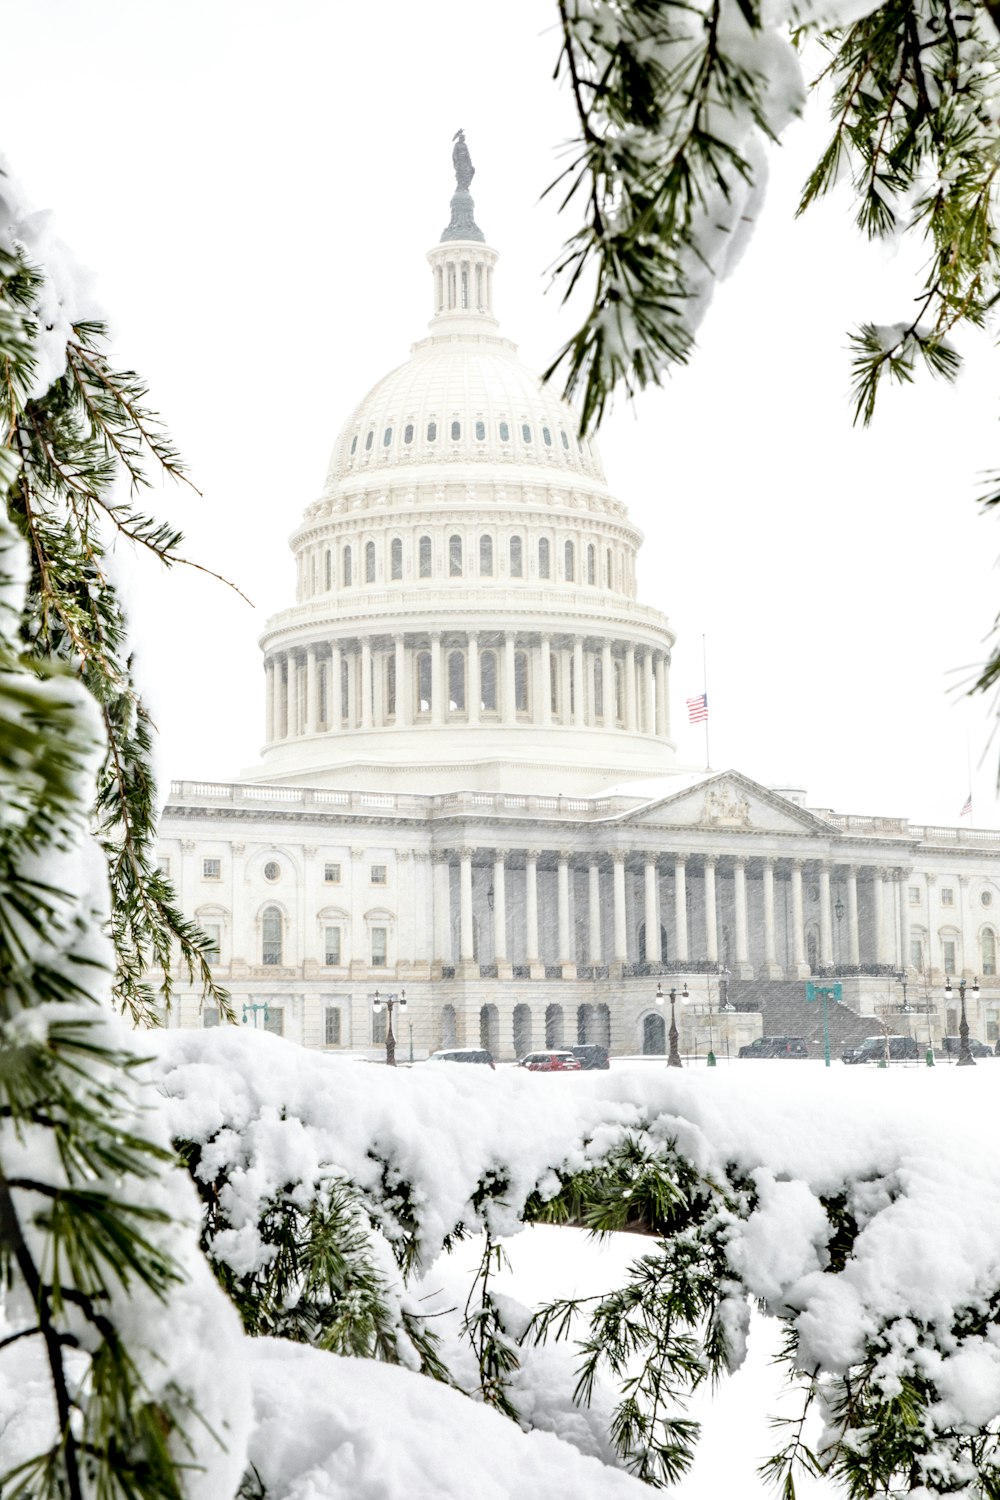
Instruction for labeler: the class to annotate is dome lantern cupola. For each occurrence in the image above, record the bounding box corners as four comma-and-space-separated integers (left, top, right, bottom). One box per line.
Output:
428, 130, 497, 335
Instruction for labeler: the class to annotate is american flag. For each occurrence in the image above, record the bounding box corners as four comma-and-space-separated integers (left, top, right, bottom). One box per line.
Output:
961, 793, 973, 818
687, 693, 708, 724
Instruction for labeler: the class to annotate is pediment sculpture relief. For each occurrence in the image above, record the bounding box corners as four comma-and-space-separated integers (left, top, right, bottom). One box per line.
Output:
701, 787, 752, 827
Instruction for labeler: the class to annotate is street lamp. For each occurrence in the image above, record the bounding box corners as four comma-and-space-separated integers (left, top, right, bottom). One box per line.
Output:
656, 981, 689, 1069
372, 988, 407, 1068
242, 1000, 271, 1029
944, 975, 979, 1067
896, 970, 932, 1066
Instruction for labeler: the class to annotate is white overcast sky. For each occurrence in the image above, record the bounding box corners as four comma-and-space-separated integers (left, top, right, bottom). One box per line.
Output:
4, 0, 1000, 828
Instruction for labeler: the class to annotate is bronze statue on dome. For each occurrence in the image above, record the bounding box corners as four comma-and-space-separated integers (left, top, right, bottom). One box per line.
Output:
452, 129, 475, 191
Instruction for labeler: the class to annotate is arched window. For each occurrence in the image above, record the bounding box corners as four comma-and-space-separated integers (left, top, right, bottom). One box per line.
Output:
343, 544, 353, 587
416, 651, 432, 714
404, 423, 414, 444
262, 906, 282, 966
324, 549, 333, 591
521, 423, 532, 443
564, 540, 575, 581
448, 650, 466, 711
419, 535, 432, 578
350, 435, 358, 455
514, 651, 529, 713
984, 928, 997, 976
427, 421, 437, 441
480, 650, 498, 712
538, 538, 550, 579
479, 534, 493, 575
475, 420, 486, 441
560, 430, 569, 450
499, 421, 510, 442
509, 535, 523, 577
365, 540, 376, 582
545, 1004, 564, 1049
382, 426, 393, 447
543, 426, 552, 446
449, 534, 463, 577
390, 537, 403, 580
451, 420, 461, 440
364, 430, 374, 451
587, 543, 596, 585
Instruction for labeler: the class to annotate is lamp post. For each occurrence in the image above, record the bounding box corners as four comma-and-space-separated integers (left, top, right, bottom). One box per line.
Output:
372, 988, 407, 1067
896, 970, 933, 1066
656, 981, 689, 1069
242, 1000, 271, 1030
944, 975, 979, 1067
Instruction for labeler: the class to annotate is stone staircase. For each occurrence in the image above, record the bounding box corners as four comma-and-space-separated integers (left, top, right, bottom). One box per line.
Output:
729, 978, 872, 1058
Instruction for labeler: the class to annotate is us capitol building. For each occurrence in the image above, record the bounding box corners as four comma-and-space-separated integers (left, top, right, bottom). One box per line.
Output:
157, 138, 1000, 1059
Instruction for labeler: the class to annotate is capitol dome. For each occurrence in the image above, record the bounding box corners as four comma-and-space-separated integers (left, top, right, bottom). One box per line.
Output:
252, 142, 678, 795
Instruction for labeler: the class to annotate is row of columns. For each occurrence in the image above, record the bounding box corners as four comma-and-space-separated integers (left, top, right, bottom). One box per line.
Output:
264, 634, 671, 741
433, 850, 912, 975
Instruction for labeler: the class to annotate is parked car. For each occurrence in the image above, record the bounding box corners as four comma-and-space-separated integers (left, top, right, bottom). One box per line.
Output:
426, 1049, 496, 1069
738, 1036, 808, 1059
941, 1035, 993, 1059
518, 1050, 583, 1072
842, 1035, 919, 1064
568, 1043, 610, 1070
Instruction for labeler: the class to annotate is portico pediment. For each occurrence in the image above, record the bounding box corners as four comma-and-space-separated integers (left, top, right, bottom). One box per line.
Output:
619, 771, 834, 837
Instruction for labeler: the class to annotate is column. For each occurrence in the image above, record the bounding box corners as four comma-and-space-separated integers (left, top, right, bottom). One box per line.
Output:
601, 641, 613, 727
503, 633, 517, 725
763, 858, 779, 976
644, 856, 661, 963
283, 653, 296, 736
526, 850, 542, 975
305, 645, 319, 734
265, 657, 276, 743
787, 860, 806, 975
431, 633, 444, 725
573, 637, 585, 728
394, 636, 408, 726
459, 848, 474, 966
493, 853, 509, 973
643, 651, 655, 734
360, 638, 373, 729
588, 861, 602, 964
674, 856, 689, 963
874, 868, 890, 965
898, 869, 910, 971
329, 642, 342, 727
467, 631, 480, 725
819, 865, 833, 967
557, 852, 573, 974
612, 851, 628, 964
624, 644, 637, 731
847, 866, 860, 966
432, 852, 451, 971
559, 646, 571, 725
539, 636, 551, 727
733, 858, 750, 974
654, 653, 668, 737
703, 856, 718, 963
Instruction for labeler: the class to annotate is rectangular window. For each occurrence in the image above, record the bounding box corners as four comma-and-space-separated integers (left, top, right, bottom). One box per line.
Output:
371, 864, 388, 885
908, 886, 920, 904
202, 923, 222, 964
371, 926, 387, 966
909, 937, 923, 969
202, 1006, 219, 1028
324, 926, 342, 966
324, 862, 341, 884
942, 939, 957, 973
158, 857, 171, 877
986, 1008, 1000, 1042
203, 858, 221, 880
324, 1008, 342, 1046
941, 887, 954, 906
263, 1006, 284, 1037
372, 1006, 387, 1044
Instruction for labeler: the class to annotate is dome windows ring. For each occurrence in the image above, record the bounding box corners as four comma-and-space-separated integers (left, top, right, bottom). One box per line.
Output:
475, 420, 486, 441
350, 435, 358, 455
499, 421, 510, 442
404, 423, 414, 444
365, 430, 374, 451
427, 421, 437, 442
383, 426, 393, 447
521, 423, 532, 443
560, 430, 569, 450
451, 420, 461, 441
543, 426, 552, 447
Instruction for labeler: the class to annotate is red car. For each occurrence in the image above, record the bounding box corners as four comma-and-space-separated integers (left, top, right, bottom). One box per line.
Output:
518, 1050, 583, 1072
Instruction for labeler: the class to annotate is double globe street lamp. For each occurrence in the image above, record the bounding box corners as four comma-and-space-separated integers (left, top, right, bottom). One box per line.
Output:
656, 981, 689, 1069
943, 975, 980, 1067
372, 988, 406, 1068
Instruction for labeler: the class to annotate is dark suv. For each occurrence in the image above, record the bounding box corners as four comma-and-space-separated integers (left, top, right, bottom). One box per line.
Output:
426, 1049, 496, 1069
941, 1035, 992, 1059
738, 1036, 808, 1059
569, 1044, 610, 1070
842, 1035, 919, 1064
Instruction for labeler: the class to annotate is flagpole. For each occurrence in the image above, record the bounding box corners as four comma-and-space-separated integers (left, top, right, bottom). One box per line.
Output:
702, 634, 710, 771
967, 729, 974, 829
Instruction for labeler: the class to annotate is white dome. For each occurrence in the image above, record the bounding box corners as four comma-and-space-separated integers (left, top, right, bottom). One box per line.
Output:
326, 331, 605, 491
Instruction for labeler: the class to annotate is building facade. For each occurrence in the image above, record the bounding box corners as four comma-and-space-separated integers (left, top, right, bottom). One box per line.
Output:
158, 144, 1000, 1058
